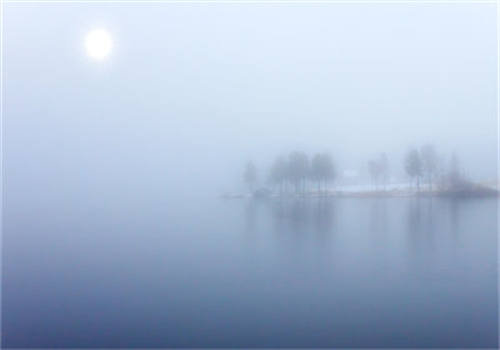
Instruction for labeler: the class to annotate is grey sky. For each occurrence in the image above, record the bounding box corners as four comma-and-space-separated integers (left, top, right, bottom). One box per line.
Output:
4, 3, 497, 197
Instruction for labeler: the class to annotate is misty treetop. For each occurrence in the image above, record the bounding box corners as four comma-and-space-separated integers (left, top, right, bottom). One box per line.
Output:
310, 153, 336, 192
245, 151, 336, 195
403, 144, 442, 191
235, 144, 496, 199
420, 144, 439, 189
404, 149, 423, 190
367, 153, 389, 190
400, 145, 494, 197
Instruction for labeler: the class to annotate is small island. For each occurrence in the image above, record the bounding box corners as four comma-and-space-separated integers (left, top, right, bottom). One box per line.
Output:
222, 145, 498, 200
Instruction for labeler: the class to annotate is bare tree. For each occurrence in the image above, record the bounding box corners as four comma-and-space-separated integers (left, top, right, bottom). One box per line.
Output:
379, 153, 389, 189
321, 153, 336, 193
311, 153, 336, 194
447, 152, 463, 188
311, 154, 324, 193
288, 151, 309, 194
404, 149, 422, 191
269, 155, 287, 194
368, 160, 381, 189
421, 144, 438, 191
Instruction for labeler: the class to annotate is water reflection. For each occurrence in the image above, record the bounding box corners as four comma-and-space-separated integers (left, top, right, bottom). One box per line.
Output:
243, 198, 336, 239
449, 199, 461, 237
268, 199, 308, 234
243, 197, 469, 251
313, 199, 335, 237
270, 199, 335, 236
369, 198, 388, 234
244, 199, 259, 234
406, 198, 438, 248
4, 196, 498, 348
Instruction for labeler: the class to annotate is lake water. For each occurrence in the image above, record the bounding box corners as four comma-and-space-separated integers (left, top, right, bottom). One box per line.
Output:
3, 196, 498, 348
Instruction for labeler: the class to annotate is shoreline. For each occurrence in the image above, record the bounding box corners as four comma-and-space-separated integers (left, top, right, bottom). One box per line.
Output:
221, 186, 499, 200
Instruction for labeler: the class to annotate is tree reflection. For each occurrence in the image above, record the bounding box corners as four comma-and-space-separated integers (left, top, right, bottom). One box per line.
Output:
406, 198, 438, 252
243, 198, 337, 240
369, 198, 388, 234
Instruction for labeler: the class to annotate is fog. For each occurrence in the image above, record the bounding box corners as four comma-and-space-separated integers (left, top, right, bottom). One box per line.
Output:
5, 3, 497, 201
3, 3, 499, 348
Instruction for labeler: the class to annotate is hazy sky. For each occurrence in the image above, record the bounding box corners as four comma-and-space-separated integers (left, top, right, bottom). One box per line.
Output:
4, 3, 497, 198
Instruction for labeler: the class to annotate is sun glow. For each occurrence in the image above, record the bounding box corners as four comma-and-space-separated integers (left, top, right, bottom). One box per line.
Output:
85, 29, 112, 60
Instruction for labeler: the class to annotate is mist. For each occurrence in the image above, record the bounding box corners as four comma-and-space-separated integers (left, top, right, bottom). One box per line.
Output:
3, 3, 498, 348
5, 4, 497, 202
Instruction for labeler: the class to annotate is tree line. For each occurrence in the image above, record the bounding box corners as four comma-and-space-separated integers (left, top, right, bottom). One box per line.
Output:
244, 151, 336, 195
403, 144, 464, 192
243, 144, 466, 195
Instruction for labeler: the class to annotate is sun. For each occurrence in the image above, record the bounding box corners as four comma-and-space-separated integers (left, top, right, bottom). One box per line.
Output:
85, 29, 112, 60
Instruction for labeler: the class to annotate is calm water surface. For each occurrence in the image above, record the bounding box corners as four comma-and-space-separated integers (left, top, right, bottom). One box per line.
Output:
3, 196, 498, 348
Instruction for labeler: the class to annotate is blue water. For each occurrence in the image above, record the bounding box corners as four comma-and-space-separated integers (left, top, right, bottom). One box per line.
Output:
3, 196, 498, 348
